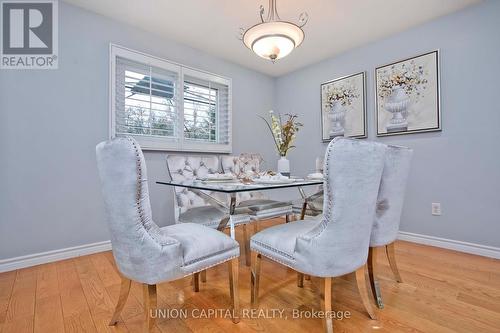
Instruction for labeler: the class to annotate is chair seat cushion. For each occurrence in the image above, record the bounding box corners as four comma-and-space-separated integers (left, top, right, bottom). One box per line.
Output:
239, 199, 290, 211
250, 219, 320, 268
161, 223, 239, 273
239, 199, 293, 219
178, 206, 250, 228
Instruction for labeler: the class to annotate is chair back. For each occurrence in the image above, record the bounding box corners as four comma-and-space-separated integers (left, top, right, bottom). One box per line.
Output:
96, 137, 181, 284
221, 154, 266, 201
370, 145, 413, 247
221, 153, 263, 176
166, 155, 221, 219
295, 137, 386, 277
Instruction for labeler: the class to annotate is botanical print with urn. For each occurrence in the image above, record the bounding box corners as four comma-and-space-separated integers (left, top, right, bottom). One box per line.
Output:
376, 50, 441, 136
321, 72, 367, 141
259, 111, 302, 177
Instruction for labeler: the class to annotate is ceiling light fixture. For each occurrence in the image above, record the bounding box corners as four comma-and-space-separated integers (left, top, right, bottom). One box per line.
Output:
240, 0, 308, 63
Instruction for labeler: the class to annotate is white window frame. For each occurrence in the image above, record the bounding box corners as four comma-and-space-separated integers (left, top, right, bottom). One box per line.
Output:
109, 44, 232, 153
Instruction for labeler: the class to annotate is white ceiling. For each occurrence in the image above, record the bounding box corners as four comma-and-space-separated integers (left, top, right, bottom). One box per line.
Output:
63, 0, 481, 77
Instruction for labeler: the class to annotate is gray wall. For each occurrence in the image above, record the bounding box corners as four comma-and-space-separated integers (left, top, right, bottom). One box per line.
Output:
0, 2, 277, 259
2, 1, 499, 261
275, 0, 500, 247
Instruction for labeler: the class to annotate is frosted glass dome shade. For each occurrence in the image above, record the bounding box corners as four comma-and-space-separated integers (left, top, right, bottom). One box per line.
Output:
243, 21, 304, 61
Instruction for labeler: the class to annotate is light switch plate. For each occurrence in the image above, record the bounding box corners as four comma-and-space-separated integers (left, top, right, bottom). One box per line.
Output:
432, 203, 441, 216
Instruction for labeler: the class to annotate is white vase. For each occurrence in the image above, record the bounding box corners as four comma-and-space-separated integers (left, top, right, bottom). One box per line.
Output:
328, 100, 346, 137
277, 156, 290, 177
385, 85, 410, 132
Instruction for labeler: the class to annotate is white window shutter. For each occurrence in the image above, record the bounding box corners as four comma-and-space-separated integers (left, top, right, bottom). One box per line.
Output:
182, 72, 231, 152
110, 44, 232, 153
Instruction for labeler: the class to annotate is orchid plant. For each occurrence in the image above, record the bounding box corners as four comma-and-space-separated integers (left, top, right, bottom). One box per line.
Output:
259, 111, 302, 157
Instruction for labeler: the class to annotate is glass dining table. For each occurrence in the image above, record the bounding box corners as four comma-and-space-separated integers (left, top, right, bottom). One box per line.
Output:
156, 178, 323, 238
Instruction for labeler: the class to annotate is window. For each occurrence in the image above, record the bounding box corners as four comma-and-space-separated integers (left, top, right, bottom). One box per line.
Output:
184, 80, 217, 142
110, 44, 231, 152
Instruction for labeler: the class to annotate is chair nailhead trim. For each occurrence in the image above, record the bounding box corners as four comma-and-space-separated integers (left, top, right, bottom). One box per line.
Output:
251, 239, 294, 260
181, 254, 239, 276
250, 247, 296, 270
183, 246, 240, 266
304, 138, 339, 240
126, 137, 176, 246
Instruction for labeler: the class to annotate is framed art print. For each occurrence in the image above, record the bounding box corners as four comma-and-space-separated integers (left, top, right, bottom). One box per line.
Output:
375, 50, 441, 136
320, 71, 367, 141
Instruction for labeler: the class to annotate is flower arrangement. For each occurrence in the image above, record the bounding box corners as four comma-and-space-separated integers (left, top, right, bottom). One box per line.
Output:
377, 60, 429, 103
324, 83, 359, 109
259, 111, 302, 157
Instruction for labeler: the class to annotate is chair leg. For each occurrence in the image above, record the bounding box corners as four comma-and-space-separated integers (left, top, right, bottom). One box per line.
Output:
300, 201, 307, 220
355, 265, 377, 320
109, 276, 132, 325
193, 272, 200, 292
386, 242, 403, 283
200, 270, 207, 283
368, 247, 384, 309
297, 272, 304, 288
243, 224, 251, 267
322, 277, 333, 333
285, 214, 291, 223
253, 221, 259, 234
228, 258, 240, 324
250, 251, 262, 305
142, 284, 157, 331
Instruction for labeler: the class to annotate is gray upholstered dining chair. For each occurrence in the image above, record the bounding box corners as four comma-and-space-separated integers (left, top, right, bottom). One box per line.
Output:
250, 137, 386, 333
166, 155, 251, 268
221, 153, 293, 221
368, 144, 413, 309
165, 155, 248, 227
96, 137, 240, 331
220, 153, 293, 266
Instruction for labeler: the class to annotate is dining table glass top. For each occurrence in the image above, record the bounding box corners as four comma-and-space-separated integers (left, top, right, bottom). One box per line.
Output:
156, 178, 323, 193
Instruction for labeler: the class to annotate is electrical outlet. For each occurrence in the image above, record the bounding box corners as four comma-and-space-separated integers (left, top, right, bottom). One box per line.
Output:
431, 203, 441, 216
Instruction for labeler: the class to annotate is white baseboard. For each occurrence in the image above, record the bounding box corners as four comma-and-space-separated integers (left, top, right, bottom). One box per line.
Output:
0, 240, 112, 273
398, 231, 500, 259
1, 232, 498, 273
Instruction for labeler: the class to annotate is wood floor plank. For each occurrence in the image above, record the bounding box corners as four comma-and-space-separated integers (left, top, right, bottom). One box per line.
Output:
120, 313, 163, 333
1, 316, 34, 333
4, 266, 37, 321
0, 271, 16, 326
100, 253, 149, 321
395, 241, 500, 288
0, 217, 500, 333
56, 258, 98, 333
456, 291, 500, 314
34, 296, 65, 333
3, 266, 38, 333
36, 263, 59, 300
105, 282, 143, 323
89, 254, 121, 288
74, 256, 128, 333
370, 265, 500, 332
34, 263, 65, 333
90, 252, 152, 330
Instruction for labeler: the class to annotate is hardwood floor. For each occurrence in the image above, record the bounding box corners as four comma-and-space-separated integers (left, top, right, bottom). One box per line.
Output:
1, 218, 499, 332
